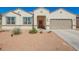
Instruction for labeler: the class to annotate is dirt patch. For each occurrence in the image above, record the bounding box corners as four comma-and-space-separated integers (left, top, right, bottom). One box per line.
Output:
0, 30, 75, 51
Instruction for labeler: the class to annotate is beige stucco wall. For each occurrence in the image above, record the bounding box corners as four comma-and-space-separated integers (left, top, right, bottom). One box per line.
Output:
33, 8, 50, 29
49, 9, 76, 30
2, 26, 32, 30
2, 9, 33, 30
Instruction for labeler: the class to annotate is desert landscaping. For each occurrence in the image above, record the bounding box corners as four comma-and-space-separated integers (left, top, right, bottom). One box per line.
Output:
0, 30, 76, 51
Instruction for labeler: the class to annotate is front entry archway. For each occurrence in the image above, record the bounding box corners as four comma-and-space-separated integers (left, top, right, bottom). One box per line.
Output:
37, 16, 46, 29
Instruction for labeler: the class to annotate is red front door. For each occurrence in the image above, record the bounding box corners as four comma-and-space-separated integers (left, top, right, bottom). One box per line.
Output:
37, 16, 46, 29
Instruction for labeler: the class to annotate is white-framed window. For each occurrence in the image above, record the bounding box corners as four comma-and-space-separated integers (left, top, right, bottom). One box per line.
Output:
23, 17, 32, 24
6, 17, 16, 24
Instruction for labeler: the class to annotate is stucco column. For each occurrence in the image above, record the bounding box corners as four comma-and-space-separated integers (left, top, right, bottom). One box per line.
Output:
73, 19, 76, 29
46, 18, 50, 30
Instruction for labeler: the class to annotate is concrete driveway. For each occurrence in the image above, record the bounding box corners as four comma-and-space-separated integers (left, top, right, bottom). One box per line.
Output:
54, 30, 79, 51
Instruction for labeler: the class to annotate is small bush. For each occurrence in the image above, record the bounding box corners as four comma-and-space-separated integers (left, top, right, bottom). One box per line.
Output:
48, 31, 52, 33
40, 31, 43, 34
11, 34, 13, 37
12, 28, 21, 35
29, 28, 38, 34
0, 48, 2, 50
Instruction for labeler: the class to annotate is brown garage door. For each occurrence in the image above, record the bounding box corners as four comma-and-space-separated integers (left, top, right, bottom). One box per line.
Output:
50, 19, 72, 29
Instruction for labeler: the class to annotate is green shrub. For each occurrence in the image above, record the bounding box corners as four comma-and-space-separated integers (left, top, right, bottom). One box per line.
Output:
12, 28, 21, 35
29, 28, 38, 34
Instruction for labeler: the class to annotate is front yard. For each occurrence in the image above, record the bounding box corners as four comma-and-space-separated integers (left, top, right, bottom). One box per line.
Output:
0, 30, 75, 51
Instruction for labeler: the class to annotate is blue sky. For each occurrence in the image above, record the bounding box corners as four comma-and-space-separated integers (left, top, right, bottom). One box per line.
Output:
0, 7, 79, 14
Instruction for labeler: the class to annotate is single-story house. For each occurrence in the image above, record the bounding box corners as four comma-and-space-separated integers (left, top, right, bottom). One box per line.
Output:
1, 8, 77, 30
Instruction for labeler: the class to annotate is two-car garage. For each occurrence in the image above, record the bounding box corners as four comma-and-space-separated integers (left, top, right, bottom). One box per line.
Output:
50, 19, 72, 29
49, 8, 76, 30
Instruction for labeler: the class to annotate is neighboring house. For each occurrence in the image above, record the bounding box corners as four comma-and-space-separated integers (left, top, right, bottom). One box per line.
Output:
76, 15, 79, 28
1, 8, 77, 30
0, 14, 2, 22
0, 14, 2, 29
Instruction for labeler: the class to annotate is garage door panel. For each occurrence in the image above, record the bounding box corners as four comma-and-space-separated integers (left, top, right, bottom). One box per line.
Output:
50, 19, 72, 29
